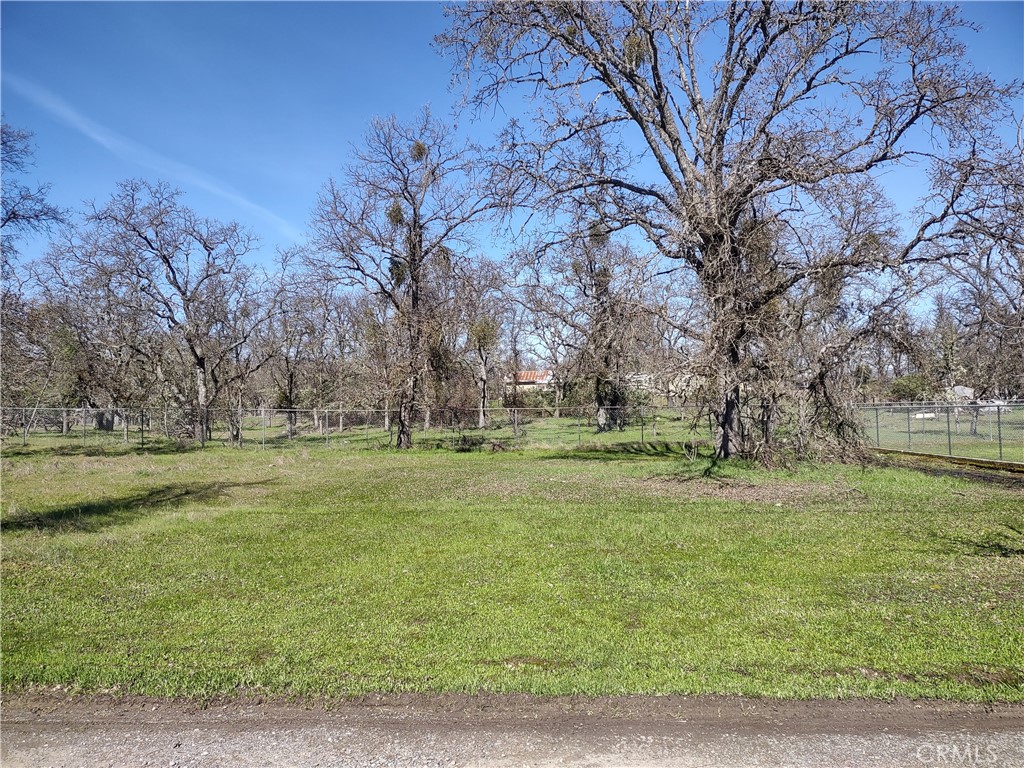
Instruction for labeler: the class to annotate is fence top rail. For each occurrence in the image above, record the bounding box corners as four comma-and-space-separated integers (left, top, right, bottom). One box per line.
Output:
6, 402, 1023, 417
2, 404, 709, 414
857, 401, 1023, 408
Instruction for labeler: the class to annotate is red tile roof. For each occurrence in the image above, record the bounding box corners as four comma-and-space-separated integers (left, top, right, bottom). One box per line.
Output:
516, 370, 553, 384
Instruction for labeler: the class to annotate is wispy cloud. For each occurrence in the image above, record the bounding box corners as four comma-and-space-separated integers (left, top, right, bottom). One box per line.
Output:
5, 73, 303, 242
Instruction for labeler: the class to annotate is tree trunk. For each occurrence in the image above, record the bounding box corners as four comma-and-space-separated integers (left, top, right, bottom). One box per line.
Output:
595, 376, 626, 432
95, 410, 114, 432
195, 363, 208, 445
713, 336, 746, 460
397, 376, 417, 449
62, 408, 70, 436
230, 395, 243, 448
397, 400, 414, 448
713, 385, 738, 459
477, 367, 487, 429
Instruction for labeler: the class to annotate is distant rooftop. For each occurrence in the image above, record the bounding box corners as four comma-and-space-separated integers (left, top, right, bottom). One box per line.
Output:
512, 370, 554, 385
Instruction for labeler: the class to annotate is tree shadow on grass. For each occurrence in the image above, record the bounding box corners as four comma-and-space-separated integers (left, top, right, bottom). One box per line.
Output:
934, 522, 1024, 558
543, 440, 712, 462
548, 441, 757, 474
878, 456, 1024, 489
0, 441, 204, 460
0, 480, 274, 534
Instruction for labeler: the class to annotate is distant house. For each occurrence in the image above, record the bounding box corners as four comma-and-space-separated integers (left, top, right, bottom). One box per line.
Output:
507, 370, 555, 390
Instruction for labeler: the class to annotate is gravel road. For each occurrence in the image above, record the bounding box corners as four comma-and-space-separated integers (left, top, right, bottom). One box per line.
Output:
3, 693, 1022, 767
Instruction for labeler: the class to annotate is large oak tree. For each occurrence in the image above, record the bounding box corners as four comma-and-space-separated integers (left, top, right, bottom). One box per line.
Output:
440, 0, 1022, 458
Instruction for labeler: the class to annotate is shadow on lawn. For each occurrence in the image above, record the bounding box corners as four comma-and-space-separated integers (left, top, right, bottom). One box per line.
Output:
879, 455, 1024, 489
546, 440, 712, 462
1, 480, 274, 534
0, 441, 204, 460
937, 522, 1024, 558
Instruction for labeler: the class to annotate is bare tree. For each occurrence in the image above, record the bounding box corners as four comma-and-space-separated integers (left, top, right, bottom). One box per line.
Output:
453, 258, 505, 428
353, 292, 405, 428
513, 227, 662, 430
939, 161, 1024, 400
1, 123, 66, 275
0, 292, 95, 439
1, 123, 69, 433
46, 180, 276, 443
308, 109, 497, 448
440, 1, 1023, 458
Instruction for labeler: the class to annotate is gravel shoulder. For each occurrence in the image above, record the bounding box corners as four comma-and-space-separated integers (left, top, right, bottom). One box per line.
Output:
3, 692, 1023, 767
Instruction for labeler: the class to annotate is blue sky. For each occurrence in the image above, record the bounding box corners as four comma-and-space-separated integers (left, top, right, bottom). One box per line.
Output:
2, 1, 462, 261
2, 1, 1023, 266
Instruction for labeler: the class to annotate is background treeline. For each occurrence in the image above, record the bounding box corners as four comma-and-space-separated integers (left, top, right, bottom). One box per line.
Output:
3, 3, 1022, 461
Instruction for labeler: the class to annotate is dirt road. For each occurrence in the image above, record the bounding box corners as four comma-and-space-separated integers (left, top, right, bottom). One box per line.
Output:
3, 693, 1022, 767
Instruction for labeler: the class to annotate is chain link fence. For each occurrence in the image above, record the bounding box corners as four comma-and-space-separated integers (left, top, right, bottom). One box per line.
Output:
0, 404, 714, 453
6, 402, 1021, 465
858, 401, 1024, 464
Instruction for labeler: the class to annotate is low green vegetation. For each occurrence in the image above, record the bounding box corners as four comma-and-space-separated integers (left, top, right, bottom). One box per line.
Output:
8, 407, 713, 455
2, 444, 1022, 701
14, 406, 1024, 463
864, 407, 1024, 464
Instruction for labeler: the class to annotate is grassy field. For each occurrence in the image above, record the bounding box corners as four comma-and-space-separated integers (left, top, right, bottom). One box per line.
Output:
5, 407, 713, 454
2, 442, 1022, 702
861, 406, 1024, 464
12, 405, 1023, 464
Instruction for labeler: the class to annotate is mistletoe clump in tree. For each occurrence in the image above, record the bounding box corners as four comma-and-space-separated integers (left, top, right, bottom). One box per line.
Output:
308, 109, 498, 448
440, 1, 1023, 460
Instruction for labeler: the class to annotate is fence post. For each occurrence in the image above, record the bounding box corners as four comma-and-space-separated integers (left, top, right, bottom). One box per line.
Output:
875, 407, 881, 447
82, 404, 87, 448
140, 409, 145, 449
577, 410, 582, 448
907, 408, 912, 451
997, 406, 1004, 461
640, 405, 645, 444
262, 410, 266, 450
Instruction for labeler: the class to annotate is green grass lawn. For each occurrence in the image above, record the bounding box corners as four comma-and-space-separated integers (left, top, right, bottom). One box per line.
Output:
862, 407, 1024, 464
2, 444, 1022, 701
16, 406, 1023, 462
10, 408, 712, 454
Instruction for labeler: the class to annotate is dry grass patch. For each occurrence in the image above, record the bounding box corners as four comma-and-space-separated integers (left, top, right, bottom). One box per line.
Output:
643, 475, 836, 504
